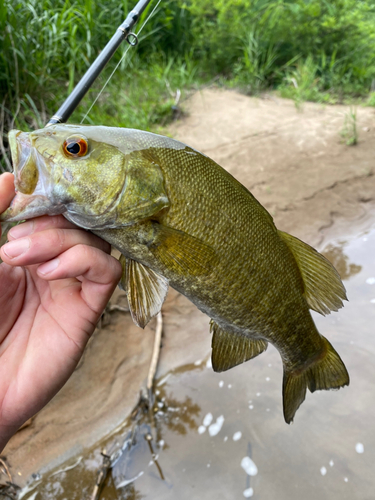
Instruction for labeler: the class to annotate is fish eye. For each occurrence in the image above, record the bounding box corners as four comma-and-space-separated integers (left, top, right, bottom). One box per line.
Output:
63, 136, 89, 157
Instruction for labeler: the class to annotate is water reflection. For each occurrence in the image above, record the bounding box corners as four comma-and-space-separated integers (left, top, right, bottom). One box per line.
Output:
323, 244, 362, 280
19, 224, 375, 500
108, 372, 202, 497
154, 388, 201, 437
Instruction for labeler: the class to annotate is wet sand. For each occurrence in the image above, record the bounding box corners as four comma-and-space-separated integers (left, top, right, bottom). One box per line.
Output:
16, 222, 375, 500
2, 89, 375, 498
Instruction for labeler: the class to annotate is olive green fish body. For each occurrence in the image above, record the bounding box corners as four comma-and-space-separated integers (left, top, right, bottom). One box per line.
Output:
1, 125, 350, 423
96, 143, 322, 368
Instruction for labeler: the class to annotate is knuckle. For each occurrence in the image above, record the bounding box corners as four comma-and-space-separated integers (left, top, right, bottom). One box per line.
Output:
53, 228, 66, 249
75, 243, 94, 259
33, 227, 66, 251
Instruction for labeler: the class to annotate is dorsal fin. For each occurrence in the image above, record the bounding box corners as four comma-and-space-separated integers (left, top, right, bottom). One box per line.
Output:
210, 320, 268, 372
119, 254, 169, 328
278, 230, 347, 315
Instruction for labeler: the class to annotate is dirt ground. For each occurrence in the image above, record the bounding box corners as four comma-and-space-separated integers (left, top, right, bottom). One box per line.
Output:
3, 89, 375, 488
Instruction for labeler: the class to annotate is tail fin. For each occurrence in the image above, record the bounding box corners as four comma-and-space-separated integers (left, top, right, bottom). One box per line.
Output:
283, 337, 349, 424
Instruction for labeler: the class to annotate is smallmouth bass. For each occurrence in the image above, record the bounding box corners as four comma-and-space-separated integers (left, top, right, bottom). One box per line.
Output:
0, 125, 349, 423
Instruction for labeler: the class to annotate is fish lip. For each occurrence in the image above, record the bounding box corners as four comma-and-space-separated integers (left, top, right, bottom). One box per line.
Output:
8, 129, 21, 173
8, 129, 31, 180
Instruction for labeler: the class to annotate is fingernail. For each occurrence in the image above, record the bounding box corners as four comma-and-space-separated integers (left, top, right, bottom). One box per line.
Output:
9, 221, 34, 239
38, 258, 60, 275
3, 238, 30, 258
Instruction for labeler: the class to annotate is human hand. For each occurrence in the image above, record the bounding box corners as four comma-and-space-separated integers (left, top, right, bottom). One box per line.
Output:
0, 173, 122, 451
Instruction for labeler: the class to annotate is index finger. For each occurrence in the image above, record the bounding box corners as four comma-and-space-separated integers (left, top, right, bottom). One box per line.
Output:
0, 173, 15, 240
0, 173, 15, 213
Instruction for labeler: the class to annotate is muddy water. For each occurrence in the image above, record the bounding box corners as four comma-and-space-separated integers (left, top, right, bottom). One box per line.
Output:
19, 224, 375, 500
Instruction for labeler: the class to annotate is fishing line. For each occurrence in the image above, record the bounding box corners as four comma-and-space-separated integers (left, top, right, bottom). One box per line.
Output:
80, 0, 162, 124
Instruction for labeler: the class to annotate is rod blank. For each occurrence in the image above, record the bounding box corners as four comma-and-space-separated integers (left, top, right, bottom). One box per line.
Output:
46, 0, 153, 126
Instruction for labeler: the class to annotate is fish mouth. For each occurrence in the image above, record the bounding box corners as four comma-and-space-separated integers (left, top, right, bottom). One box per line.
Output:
8, 129, 20, 169
9, 129, 28, 179
0, 130, 65, 222
9, 129, 39, 193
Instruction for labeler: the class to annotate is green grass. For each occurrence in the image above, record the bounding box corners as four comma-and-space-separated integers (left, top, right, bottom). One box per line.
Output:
1, 0, 375, 172
340, 107, 358, 146
70, 53, 201, 130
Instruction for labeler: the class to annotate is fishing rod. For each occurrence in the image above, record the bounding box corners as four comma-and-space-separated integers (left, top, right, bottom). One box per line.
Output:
46, 0, 155, 127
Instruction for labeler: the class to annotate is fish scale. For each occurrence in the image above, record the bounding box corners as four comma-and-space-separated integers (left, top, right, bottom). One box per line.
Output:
0, 125, 350, 423
152, 145, 305, 334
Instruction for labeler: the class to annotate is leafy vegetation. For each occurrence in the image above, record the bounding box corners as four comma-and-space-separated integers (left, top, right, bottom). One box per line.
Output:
1, 0, 375, 171
340, 107, 358, 146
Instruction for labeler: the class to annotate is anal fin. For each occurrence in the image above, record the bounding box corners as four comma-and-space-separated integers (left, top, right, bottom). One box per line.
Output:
210, 320, 268, 372
119, 254, 169, 328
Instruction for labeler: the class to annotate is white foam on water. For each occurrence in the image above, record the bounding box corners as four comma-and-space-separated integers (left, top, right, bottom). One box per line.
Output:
198, 425, 206, 434
243, 487, 254, 498
249, 405, 254, 410
203, 413, 213, 427
329, 460, 334, 467
256, 392, 261, 397
19, 483, 42, 500
320, 467, 327, 476
117, 471, 144, 488
344, 477, 349, 482
208, 415, 225, 436
241, 457, 258, 476
233, 431, 242, 441
156, 373, 170, 387
206, 357, 212, 368
371, 298, 375, 303
266, 377, 270, 381
51, 456, 82, 476
366, 277, 375, 285
219, 380, 224, 388
159, 440, 165, 448
355, 442, 364, 454
228, 384, 232, 389
20, 492, 38, 500
224, 436, 228, 442
194, 359, 202, 366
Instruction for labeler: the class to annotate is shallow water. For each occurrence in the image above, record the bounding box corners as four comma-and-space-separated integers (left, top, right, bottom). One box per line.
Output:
19, 223, 375, 500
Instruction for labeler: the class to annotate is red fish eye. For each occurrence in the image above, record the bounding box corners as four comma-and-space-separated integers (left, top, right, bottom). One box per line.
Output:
63, 136, 88, 157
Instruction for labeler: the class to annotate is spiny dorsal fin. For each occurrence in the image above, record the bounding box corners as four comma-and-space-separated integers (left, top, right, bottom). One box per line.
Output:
210, 320, 268, 372
149, 223, 217, 276
119, 254, 169, 328
278, 230, 347, 316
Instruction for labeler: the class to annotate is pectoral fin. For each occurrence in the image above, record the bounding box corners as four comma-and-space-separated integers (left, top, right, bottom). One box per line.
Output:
210, 320, 268, 372
148, 222, 217, 276
119, 254, 169, 328
278, 230, 347, 315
